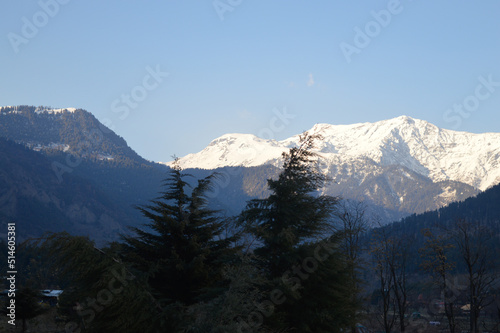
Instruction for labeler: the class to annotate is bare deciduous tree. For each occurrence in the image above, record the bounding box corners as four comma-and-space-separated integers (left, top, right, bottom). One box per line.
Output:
420, 228, 457, 333
335, 199, 369, 333
335, 200, 369, 289
453, 219, 497, 333
371, 224, 410, 333
371, 227, 396, 333
390, 235, 410, 333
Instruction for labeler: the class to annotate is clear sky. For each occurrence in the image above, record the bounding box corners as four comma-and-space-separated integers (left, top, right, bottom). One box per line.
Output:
1, 1, 499, 162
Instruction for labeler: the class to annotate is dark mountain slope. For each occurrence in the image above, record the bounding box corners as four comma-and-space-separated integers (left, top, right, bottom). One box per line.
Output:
397, 181, 500, 231
0, 138, 136, 243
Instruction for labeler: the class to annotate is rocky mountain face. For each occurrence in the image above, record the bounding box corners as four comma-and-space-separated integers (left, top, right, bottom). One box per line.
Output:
0, 105, 149, 167
168, 116, 500, 219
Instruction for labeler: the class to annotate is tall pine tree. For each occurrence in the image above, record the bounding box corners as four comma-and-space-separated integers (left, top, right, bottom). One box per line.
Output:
239, 132, 357, 332
122, 164, 239, 327
241, 133, 336, 274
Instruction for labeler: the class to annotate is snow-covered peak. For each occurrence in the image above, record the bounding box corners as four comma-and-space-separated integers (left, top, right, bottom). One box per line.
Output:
34, 107, 77, 114
171, 133, 292, 169
167, 116, 500, 191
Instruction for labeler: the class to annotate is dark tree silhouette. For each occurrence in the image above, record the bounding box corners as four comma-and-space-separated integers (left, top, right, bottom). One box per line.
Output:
122, 164, 240, 329
239, 132, 356, 332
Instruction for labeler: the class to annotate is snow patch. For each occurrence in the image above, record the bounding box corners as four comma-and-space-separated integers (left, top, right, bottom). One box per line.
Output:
35, 107, 77, 114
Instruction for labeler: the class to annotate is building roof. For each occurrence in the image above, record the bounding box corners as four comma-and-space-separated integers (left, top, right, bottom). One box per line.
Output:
41, 290, 63, 297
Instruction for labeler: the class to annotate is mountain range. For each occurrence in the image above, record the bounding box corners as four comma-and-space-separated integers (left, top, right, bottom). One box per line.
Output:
1, 106, 499, 242
169, 115, 500, 191
167, 115, 500, 219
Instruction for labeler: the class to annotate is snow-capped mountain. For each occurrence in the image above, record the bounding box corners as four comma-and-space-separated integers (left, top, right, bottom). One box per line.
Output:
168, 116, 500, 192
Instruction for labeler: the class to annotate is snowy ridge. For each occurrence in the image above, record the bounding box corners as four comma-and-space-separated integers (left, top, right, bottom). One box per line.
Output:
34, 107, 77, 114
0, 106, 77, 115
167, 116, 500, 191
173, 134, 292, 169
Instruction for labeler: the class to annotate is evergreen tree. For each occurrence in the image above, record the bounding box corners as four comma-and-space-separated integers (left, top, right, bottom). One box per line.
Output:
122, 164, 240, 327
185, 253, 271, 333
239, 132, 356, 332
240, 133, 337, 275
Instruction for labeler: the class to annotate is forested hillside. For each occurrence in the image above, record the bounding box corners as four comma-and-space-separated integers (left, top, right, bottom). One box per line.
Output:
0, 138, 130, 243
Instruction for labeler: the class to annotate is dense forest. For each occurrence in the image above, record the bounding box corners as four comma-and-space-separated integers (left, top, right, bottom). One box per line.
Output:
1, 133, 500, 333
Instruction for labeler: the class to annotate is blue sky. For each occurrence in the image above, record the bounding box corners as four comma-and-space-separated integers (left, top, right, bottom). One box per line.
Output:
2, 1, 499, 162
